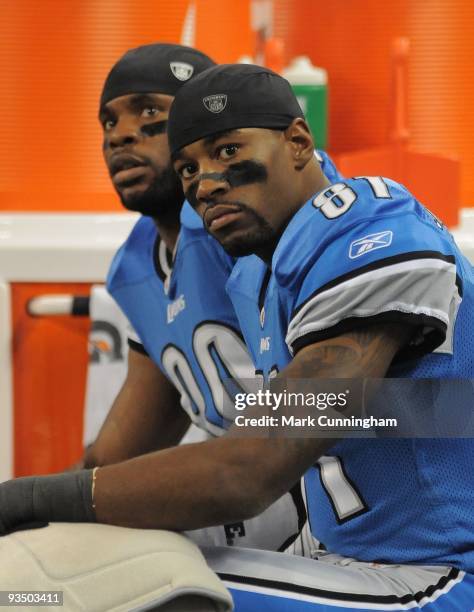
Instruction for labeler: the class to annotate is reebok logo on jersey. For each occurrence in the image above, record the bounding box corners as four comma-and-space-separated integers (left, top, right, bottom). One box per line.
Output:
167, 294, 186, 323
349, 230, 393, 259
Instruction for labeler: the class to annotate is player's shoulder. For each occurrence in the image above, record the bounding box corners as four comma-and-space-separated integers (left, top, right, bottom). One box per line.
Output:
273, 176, 454, 291
107, 216, 157, 291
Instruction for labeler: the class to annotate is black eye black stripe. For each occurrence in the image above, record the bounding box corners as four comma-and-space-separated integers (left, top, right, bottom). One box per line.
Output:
141, 120, 167, 137
199, 172, 227, 182
183, 160, 268, 208
186, 182, 199, 208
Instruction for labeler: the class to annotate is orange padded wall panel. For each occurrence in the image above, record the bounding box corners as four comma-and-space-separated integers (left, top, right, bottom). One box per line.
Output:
0, 0, 188, 213
5, 1, 253, 476
275, 0, 474, 206
12, 283, 91, 476
195, 0, 252, 64
274, 0, 409, 151
405, 2, 474, 205
0, 0, 252, 213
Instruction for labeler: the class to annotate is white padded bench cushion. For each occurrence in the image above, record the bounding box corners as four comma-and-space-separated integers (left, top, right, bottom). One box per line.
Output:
0, 523, 233, 611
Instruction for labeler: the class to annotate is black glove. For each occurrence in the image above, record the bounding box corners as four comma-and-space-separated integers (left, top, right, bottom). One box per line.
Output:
0, 470, 96, 536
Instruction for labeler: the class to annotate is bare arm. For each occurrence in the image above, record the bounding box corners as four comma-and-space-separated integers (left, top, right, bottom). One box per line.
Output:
93, 323, 409, 530
83, 348, 190, 467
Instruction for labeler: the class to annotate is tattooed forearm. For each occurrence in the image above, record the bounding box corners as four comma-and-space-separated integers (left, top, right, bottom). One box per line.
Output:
285, 323, 411, 380
225, 324, 412, 510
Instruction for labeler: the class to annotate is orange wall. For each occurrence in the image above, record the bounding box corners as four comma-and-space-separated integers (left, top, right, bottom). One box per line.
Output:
0, 0, 252, 213
4, 1, 472, 209
276, 0, 474, 206
4, 1, 253, 475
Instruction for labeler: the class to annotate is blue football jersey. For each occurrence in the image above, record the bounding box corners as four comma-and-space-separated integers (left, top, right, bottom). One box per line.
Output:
106, 150, 342, 435
226, 176, 474, 571
107, 203, 253, 435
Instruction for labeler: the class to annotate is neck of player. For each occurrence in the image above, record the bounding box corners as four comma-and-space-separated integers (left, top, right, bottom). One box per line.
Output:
257, 161, 331, 267
153, 207, 182, 253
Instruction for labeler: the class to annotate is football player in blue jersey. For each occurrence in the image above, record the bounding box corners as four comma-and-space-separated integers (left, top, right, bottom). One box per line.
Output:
81, 44, 214, 468
164, 64, 474, 609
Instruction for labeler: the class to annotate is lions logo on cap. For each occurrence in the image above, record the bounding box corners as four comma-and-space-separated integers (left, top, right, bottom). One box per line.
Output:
170, 62, 194, 81
203, 94, 227, 113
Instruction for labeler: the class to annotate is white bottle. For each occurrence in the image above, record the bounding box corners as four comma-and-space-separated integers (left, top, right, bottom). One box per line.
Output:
282, 56, 328, 148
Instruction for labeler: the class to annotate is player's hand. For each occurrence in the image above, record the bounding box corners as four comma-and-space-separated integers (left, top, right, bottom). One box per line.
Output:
0, 471, 96, 536
0, 477, 51, 534
0, 477, 37, 535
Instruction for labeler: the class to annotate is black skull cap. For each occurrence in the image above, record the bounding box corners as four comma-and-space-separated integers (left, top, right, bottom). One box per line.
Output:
100, 43, 216, 108
168, 63, 304, 157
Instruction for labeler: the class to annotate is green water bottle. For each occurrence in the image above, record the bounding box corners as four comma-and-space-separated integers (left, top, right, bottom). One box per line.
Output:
282, 56, 328, 149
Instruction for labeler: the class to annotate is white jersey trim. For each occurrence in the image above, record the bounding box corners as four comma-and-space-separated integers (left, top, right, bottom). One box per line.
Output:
286, 258, 458, 353
224, 571, 465, 610
209, 548, 465, 611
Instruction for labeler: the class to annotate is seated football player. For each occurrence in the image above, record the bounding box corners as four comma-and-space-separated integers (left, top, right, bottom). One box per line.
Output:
165, 64, 474, 609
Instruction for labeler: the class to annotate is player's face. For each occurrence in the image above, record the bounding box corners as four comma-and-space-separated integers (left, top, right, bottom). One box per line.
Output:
173, 128, 300, 257
100, 93, 182, 217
